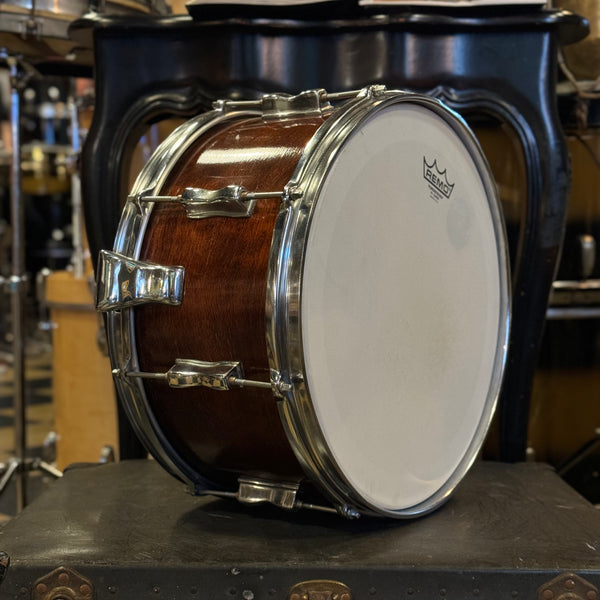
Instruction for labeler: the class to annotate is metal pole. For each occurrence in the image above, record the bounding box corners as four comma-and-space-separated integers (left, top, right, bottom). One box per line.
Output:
69, 92, 84, 279
8, 57, 27, 511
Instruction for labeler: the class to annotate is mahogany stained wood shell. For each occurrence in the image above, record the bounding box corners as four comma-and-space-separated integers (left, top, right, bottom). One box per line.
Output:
134, 114, 328, 487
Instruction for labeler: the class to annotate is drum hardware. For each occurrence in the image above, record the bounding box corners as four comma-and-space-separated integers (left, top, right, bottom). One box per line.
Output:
196, 477, 347, 516
113, 358, 291, 393
547, 234, 600, 318
212, 87, 372, 117
0, 53, 62, 512
98, 444, 114, 463
35, 267, 56, 330
134, 185, 296, 219
550, 279, 600, 304
99, 85, 510, 519
96, 249, 183, 310
577, 233, 596, 277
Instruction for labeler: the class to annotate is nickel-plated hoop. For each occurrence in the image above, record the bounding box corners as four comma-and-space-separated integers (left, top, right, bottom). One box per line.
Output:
97, 86, 510, 519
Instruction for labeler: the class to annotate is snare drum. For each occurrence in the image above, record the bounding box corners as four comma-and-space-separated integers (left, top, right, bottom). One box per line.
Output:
97, 86, 510, 519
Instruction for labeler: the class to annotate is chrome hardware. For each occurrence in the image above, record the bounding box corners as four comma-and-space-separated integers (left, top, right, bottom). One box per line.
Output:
213, 86, 388, 120
237, 478, 300, 510
4, 274, 27, 292
166, 359, 245, 390
99, 445, 116, 464
337, 505, 361, 520
262, 89, 332, 120
134, 185, 288, 219
270, 369, 294, 397
119, 358, 282, 392
287, 580, 353, 600
578, 234, 596, 279
549, 279, 600, 312
354, 84, 388, 100
214, 89, 332, 119
197, 478, 339, 515
96, 250, 184, 311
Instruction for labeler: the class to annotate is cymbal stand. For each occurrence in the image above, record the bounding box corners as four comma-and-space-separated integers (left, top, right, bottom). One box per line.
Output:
0, 52, 61, 513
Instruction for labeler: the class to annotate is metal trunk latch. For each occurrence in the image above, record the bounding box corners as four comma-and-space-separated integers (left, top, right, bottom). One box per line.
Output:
33, 566, 94, 600
538, 573, 599, 600
287, 580, 352, 600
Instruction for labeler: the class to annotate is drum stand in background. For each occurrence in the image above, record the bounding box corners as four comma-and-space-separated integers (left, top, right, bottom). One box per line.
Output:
0, 53, 61, 512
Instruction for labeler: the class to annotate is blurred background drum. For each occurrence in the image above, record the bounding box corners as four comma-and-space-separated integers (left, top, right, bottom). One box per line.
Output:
0, 0, 171, 66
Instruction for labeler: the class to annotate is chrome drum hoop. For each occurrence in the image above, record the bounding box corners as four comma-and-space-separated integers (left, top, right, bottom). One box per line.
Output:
266, 89, 511, 518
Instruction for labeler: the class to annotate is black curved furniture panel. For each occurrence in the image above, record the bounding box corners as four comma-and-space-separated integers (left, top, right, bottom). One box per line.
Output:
74, 10, 588, 461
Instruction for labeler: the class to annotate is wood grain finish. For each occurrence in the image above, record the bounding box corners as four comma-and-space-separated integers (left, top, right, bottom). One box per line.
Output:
47, 270, 118, 469
134, 115, 326, 486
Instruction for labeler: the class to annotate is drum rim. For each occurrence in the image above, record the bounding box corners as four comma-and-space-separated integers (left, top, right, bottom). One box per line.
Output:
266, 88, 511, 517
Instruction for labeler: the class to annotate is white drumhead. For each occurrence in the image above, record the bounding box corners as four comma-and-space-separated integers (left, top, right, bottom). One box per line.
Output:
300, 101, 506, 513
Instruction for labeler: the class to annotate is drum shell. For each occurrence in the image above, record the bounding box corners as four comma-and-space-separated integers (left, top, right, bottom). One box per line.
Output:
134, 115, 327, 486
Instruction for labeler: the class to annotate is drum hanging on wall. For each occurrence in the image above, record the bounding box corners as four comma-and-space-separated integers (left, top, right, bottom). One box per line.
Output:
97, 86, 511, 519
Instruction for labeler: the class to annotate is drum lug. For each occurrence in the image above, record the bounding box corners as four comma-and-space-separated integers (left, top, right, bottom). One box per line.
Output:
165, 359, 245, 391
133, 186, 289, 219
211, 86, 389, 120
237, 477, 301, 510
261, 89, 333, 121
235, 479, 356, 518
180, 186, 256, 218
122, 358, 278, 392
213, 89, 333, 120
96, 250, 184, 311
